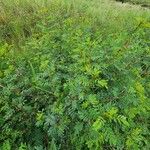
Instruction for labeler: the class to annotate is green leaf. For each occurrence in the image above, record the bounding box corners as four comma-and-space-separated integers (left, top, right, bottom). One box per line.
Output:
49, 139, 57, 150
97, 79, 108, 89
93, 117, 105, 131
2, 140, 11, 150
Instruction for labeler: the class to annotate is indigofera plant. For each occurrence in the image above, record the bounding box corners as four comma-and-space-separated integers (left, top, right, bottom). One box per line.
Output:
0, 0, 150, 149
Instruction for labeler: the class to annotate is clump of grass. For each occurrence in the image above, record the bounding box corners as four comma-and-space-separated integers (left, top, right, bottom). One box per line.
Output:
0, 0, 58, 46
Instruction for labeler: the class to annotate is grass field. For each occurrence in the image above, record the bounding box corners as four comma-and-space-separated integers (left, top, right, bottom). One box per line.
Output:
0, 0, 149, 46
0, 0, 150, 149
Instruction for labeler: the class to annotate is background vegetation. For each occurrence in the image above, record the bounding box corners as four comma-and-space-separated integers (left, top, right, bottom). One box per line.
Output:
0, 0, 150, 149
124, 0, 150, 7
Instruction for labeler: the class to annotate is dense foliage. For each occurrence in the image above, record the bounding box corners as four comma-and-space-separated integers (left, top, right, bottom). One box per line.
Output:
0, 0, 150, 149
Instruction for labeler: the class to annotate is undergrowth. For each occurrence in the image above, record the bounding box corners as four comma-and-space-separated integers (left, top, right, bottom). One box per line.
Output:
0, 0, 150, 149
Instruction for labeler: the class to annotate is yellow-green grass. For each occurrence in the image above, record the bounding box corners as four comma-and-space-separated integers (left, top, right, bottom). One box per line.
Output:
0, 0, 150, 47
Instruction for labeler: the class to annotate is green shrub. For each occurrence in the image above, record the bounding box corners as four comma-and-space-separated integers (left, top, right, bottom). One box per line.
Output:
0, 0, 150, 149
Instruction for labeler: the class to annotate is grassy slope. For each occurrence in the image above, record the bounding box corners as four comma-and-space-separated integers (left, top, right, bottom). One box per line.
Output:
0, 0, 150, 47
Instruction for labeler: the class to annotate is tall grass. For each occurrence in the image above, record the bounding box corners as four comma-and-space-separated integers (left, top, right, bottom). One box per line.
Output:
0, 0, 149, 47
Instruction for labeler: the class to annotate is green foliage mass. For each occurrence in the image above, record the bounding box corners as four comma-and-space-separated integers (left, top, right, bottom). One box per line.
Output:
0, 0, 150, 149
